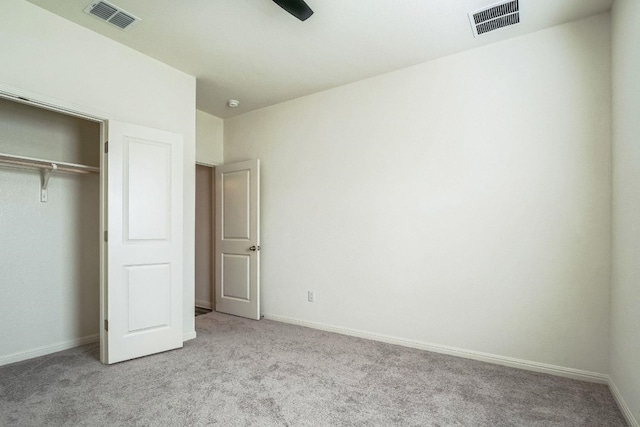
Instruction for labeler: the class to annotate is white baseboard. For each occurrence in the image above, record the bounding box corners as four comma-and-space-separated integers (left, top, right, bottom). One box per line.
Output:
0, 331, 199, 366
263, 314, 609, 384
195, 300, 213, 310
609, 377, 639, 427
183, 331, 197, 341
0, 334, 99, 367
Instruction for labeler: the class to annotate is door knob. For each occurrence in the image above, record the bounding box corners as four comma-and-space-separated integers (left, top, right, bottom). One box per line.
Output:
249, 245, 261, 251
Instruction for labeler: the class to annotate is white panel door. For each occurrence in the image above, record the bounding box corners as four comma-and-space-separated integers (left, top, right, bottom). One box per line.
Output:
102, 120, 183, 364
215, 160, 260, 320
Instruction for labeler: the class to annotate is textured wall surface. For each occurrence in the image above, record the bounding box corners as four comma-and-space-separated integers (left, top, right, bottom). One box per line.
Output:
225, 14, 612, 374
0, 98, 100, 358
196, 110, 224, 166
611, 0, 640, 424
195, 165, 214, 309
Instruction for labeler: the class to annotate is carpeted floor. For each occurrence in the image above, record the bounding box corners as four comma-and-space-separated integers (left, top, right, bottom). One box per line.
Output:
0, 312, 627, 426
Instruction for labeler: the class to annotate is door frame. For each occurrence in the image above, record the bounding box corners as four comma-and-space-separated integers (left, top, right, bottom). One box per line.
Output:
195, 162, 217, 311
0, 83, 110, 362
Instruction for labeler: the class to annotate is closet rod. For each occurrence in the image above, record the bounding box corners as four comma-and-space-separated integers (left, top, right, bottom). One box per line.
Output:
0, 152, 99, 174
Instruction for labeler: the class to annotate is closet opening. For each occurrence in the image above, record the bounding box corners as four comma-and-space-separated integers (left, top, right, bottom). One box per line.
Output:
195, 163, 215, 317
0, 95, 103, 364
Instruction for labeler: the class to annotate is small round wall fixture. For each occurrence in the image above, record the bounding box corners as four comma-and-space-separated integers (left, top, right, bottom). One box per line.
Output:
227, 99, 240, 108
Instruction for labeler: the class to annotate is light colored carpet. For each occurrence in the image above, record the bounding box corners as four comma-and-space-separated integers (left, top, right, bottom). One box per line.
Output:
0, 312, 627, 426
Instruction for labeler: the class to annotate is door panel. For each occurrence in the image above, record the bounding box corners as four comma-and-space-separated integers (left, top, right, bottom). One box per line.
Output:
221, 254, 251, 300
125, 139, 171, 241
103, 121, 184, 364
222, 170, 250, 239
215, 160, 260, 320
126, 264, 171, 332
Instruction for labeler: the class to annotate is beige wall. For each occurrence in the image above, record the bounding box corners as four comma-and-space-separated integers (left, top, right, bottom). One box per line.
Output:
196, 110, 224, 166
0, 99, 101, 360
195, 165, 214, 309
225, 14, 612, 375
0, 0, 197, 361
611, 0, 640, 424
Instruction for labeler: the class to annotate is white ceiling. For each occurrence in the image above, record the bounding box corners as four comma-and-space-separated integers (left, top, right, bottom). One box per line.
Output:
25, 0, 613, 118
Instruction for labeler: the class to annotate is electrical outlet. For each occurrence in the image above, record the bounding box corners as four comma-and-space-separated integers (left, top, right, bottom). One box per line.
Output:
307, 291, 315, 302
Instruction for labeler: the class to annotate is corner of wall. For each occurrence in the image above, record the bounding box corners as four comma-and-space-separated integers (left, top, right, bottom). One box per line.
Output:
610, 0, 640, 425
609, 377, 640, 427
196, 109, 224, 166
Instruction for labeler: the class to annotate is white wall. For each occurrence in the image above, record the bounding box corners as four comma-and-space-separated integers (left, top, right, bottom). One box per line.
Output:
0, 99, 100, 360
0, 0, 197, 358
225, 14, 612, 375
196, 110, 224, 166
611, 0, 640, 424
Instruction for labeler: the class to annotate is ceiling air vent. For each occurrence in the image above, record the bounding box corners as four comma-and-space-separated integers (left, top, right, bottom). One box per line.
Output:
83, 1, 140, 31
468, 0, 519, 37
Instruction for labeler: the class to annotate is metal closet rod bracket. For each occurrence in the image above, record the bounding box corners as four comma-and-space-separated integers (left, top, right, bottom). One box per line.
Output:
41, 163, 58, 203
0, 152, 99, 203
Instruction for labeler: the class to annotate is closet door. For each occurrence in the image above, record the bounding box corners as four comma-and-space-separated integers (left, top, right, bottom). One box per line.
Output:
103, 121, 184, 364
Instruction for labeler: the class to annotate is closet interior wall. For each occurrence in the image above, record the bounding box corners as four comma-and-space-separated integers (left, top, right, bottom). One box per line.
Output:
195, 164, 214, 310
0, 97, 100, 363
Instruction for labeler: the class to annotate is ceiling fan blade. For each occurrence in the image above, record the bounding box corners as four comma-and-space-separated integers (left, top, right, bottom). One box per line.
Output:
272, 0, 314, 21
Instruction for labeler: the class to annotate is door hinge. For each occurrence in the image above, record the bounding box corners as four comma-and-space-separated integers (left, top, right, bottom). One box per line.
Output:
104, 141, 108, 154
104, 319, 108, 331
104, 230, 108, 242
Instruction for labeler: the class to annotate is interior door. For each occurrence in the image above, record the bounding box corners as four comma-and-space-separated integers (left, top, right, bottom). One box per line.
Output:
102, 120, 184, 364
215, 160, 261, 320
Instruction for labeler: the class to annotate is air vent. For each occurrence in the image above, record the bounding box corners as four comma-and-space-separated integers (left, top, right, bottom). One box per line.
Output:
83, 1, 140, 30
469, 0, 519, 37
